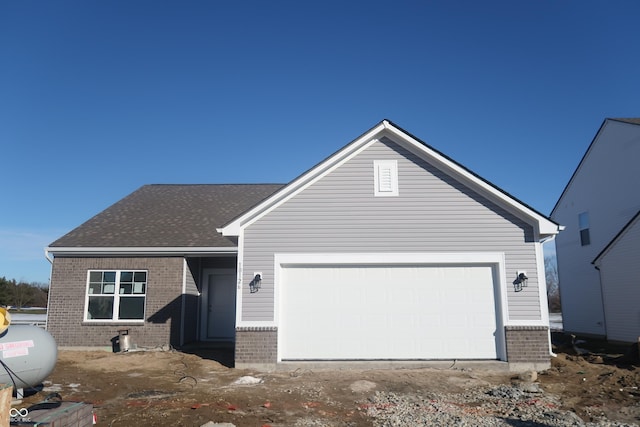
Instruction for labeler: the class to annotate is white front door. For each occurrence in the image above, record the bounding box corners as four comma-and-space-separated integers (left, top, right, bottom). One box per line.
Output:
201, 270, 236, 341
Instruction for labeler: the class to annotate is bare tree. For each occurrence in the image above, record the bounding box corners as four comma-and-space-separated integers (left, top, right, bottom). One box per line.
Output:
12, 283, 35, 308
545, 255, 561, 312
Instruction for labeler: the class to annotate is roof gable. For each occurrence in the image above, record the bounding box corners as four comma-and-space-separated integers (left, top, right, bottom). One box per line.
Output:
593, 209, 640, 265
551, 118, 640, 216
611, 118, 640, 125
49, 184, 283, 251
220, 120, 559, 239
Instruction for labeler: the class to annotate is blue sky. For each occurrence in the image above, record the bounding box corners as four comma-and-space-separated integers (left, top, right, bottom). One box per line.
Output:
1, 1, 639, 284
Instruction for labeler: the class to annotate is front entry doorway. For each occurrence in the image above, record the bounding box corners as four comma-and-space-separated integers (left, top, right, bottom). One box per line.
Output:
200, 269, 236, 341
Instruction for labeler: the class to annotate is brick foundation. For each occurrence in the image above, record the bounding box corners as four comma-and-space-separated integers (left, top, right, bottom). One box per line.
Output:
505, 326, 550, 368
235, 327, 278, 369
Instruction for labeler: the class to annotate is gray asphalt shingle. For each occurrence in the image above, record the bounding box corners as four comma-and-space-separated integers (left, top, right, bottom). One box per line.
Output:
49, 184, 284, 248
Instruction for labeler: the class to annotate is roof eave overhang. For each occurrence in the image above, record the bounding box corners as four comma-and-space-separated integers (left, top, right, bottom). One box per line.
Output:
592, 210, 640, 266
219, 119, 561, 240
45, 246, 238, 257
550, 119, 610, 217
383, 123, 561, 239
219, 120, 389, 236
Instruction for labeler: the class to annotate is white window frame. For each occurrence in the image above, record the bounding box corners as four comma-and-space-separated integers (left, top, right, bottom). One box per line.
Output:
374, 160, 399, 197
578, 211, 590, 246
84, 270, 147, 322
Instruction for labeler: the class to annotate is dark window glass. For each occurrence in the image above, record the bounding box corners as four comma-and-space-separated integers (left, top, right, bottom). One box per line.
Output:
580, 229, 591, 246
578, 212, 590, 246
119, 296, 145, 319
88, 296, 114, 319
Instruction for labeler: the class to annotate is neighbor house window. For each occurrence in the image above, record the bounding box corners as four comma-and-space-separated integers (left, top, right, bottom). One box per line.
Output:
85, 270, 147, 321
374, 160, 399, 197
578, 212, 590, 246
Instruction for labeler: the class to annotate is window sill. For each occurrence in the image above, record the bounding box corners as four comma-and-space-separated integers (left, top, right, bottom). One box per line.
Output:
82, 321, 145, 326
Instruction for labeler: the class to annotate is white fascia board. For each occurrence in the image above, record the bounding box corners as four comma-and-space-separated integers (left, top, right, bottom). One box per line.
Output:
46, 246, 237, 257
382, 122, 560, 238
219, 122, 388, 236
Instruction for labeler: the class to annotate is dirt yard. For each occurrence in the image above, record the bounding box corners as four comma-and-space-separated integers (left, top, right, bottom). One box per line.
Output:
13, 333, 640, 426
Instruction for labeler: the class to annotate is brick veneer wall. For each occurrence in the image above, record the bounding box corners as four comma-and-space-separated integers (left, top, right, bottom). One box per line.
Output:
235, 327, 277, 366
48, 257, 185, 348
505, 326, 550, 363
234, 325, 549, 368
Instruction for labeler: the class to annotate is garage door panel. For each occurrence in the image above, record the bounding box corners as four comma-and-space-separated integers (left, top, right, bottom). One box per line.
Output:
280, 264, 498, 360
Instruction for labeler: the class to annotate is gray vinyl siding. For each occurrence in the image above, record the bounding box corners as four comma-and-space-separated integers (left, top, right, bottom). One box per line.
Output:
241, 137, 539, 322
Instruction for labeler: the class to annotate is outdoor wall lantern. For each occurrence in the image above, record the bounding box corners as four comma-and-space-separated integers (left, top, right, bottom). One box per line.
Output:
513, 271, 528, 292
249, 273, 262, 293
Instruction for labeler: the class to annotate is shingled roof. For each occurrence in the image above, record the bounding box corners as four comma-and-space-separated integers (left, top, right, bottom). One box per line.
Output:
49, 184, 284, 248
612, 118, 640, 125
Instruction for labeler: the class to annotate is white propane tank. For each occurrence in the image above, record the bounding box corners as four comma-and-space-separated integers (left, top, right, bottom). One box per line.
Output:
0, 323, 58, 390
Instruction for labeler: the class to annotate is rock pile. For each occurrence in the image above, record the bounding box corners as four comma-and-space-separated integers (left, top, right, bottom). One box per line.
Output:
363, 384, 638, 426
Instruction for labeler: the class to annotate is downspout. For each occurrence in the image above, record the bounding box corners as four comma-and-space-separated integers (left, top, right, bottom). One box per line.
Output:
593, 264, 607, 340
540, 232, 561, 358
44, 248, 54, 330
44, 248, 53, 264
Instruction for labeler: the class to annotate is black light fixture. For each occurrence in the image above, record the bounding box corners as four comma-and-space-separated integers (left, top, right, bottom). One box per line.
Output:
249, 273, 262, 293
513, 271, 528, 292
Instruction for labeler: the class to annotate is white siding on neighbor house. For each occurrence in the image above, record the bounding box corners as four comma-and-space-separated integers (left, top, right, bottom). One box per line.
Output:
240, 137, 540, 322
552, 120, 640, 336
597, 217, 640, 343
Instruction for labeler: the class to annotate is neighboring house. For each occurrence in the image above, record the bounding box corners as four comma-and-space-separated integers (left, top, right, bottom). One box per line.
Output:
593, 211, 640, 343
47, 120, 560, 370
551, 118, 640, 340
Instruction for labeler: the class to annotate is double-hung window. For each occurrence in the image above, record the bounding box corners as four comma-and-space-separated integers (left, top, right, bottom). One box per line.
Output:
578, 212, 590, 246
85, 270, 147, 321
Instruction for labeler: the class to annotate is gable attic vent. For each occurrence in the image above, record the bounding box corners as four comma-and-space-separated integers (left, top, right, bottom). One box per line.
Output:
374, 160, 398, 197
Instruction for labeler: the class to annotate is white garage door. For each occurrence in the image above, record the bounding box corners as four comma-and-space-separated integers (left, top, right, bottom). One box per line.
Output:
279, 264, 498, 360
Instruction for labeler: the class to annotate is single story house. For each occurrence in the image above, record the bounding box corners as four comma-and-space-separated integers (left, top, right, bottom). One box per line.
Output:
46, 120, 560, 370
